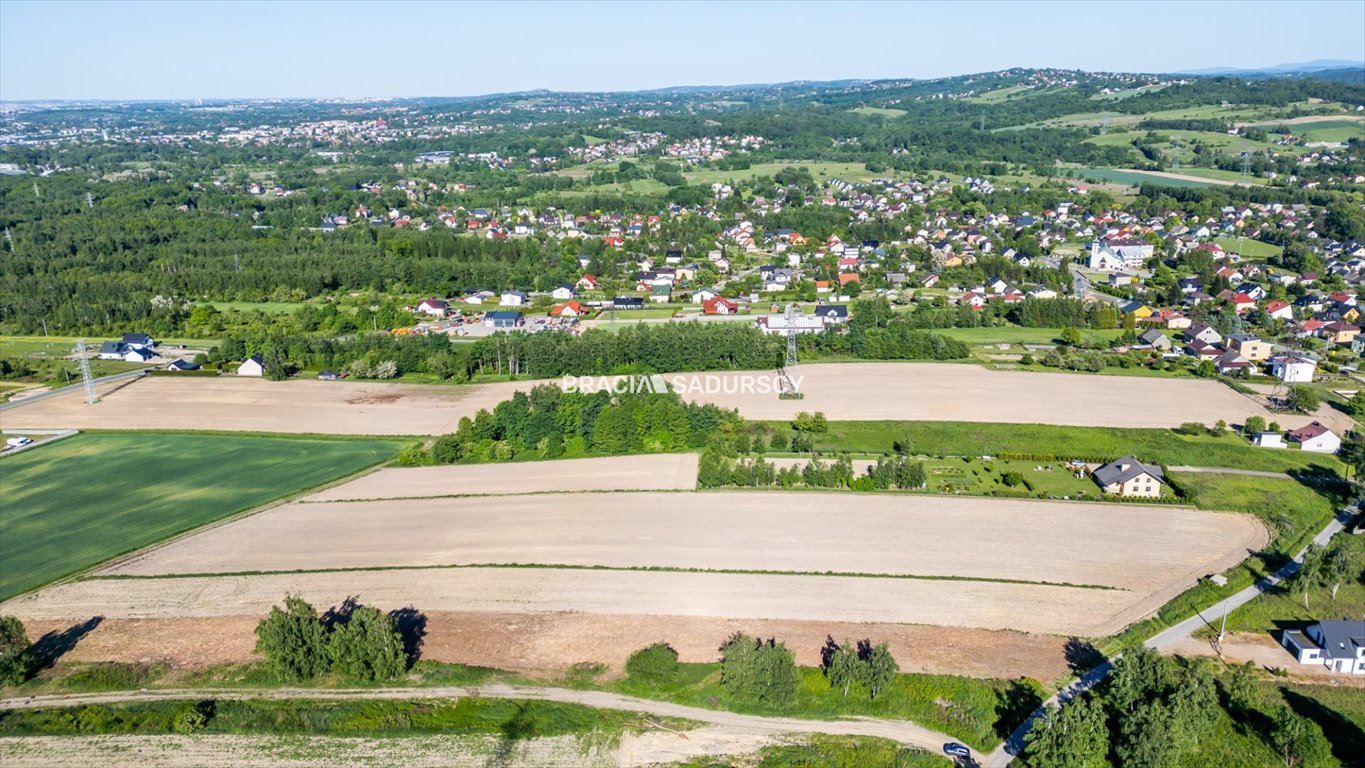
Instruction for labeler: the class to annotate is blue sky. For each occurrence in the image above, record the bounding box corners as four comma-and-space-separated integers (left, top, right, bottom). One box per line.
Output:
2, 0, 1362, 100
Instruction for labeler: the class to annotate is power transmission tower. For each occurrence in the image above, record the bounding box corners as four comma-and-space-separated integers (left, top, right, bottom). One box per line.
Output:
1100, 114, 1109, 135
1240, 151, 1252, 184
778, 304, 802, 398
74, 338, 98, 404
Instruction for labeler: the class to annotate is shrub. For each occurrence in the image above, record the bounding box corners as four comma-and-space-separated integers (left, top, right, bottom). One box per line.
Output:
0, 616, 32, 685
255, 595, 328, 683
326, 605, 408, 682
625, 642, 680, 685
719, 633, 799, 709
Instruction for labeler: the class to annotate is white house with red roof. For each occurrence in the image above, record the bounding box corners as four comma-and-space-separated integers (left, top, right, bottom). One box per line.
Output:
1287, 421, 1340, 453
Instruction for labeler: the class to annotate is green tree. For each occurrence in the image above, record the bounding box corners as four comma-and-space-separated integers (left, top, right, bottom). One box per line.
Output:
719, 633, 798, 708
825, 639, 861, 698
0, 616, 32, 686
625, 642, 680, 685
326, 605, 407, 682
861, 641, 899, 700
1243, 415, 1267, 437
1298, 544, 1325, 610
1288, 385, 1320, 415
254, 595, 328, 682
1059, 327, 1083, 347
1273, 706, 1332, 768
1347, 389, 1365, 417
1023, 696, 1109, 768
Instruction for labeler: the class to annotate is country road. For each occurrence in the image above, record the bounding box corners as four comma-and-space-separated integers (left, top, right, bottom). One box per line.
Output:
982, 505, 1357, 768
0, 368, 148, 412
0, 682, 968, 759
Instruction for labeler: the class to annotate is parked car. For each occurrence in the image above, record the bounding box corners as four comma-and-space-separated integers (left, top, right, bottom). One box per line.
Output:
5, 437, 34, 448
943, 742, 971, 759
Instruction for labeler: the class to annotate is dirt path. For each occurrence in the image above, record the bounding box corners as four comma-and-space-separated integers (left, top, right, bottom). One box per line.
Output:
1167, 466, 1289, 479
0, 684, 968, 757
0, 728, 782, 768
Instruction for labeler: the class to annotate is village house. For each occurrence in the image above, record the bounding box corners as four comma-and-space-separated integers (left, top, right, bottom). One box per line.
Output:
1280, 620, 1365, 676
1226, 334, 1273, 362
237, 355, 264, 377
1092, 456, 1165, 498
549, 300, 586, 318
415, 298, 449, 318
703, 296, 739, 315
1088, 237, 1153, 271
1270, 353, 1316, 383
1287, 422, 1342, 453
499, 290, 529, 307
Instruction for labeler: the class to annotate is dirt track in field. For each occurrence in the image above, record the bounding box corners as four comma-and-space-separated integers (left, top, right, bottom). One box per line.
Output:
18, 612, 1072, 681
305, 454, 698, 501
101, 492, 1262, 598
0, 363, 1299, 434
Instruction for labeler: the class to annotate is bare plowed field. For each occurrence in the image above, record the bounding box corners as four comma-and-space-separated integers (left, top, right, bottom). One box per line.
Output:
102, 492, 1265, 597
5, 567, 1140, 635
305, 454, 698, 501
1, 363, 1297, 434
5, 491, 1265, 637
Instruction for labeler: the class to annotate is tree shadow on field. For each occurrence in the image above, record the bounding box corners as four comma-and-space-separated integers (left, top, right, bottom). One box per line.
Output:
993, 679, 1043, 739
388, 606, 428, 665
29, 616, 103, 672
1063, 637, 1105, 676
1282, 687, 1365, 766
484, 702, 536, 768
320, 596, 360, 630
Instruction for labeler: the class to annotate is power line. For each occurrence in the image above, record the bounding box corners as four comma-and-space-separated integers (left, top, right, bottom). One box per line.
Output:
74, 339, 98, 404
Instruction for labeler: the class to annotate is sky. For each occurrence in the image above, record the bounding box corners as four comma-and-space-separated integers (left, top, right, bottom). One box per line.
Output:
2, 0, 1363, 101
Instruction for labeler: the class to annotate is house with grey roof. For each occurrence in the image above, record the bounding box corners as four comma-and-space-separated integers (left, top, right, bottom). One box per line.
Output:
1281, 620, 1365, 675
1092, 456, 1164, 498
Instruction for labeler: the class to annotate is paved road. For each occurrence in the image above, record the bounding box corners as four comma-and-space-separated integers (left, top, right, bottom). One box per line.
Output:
0, 368, 148, 412
982, 506, 1356, 768
0, 682, 965, 758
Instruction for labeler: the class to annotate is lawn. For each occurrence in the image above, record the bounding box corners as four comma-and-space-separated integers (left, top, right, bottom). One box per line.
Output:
610, 663, 1031, 751
1167, 471, 1343, 557
915, 456, 1115, 501
204, 301, 306, 315
931, 326, 1125, 346
1214, 235, 1284, 260
682, 161, 885, 186
0, 432, 402, 599
784, 421, 1345, 475
1293, 119, 1365, 143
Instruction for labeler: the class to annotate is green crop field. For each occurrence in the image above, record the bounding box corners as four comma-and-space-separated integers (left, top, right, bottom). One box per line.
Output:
0, 432, 402, 600
848, 106, 907, 118
1294, 119, 1365, 143
1065, 167, 1217, 188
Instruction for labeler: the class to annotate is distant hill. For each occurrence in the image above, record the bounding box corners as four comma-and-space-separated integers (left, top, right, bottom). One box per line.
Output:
1178, 59, 1365, 77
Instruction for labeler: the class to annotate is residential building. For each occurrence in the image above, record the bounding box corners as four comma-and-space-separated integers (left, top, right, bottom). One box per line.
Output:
237, 355, 264, 377
1281, 620, 1365, 675
1092, 456, 1164, 498
1270, 353, 1316, 383
1227, 334, 1273, 362
1287, 422, 1342, 453
483, 310, 524, 329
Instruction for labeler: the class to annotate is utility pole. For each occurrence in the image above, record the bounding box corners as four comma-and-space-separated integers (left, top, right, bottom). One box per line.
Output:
87, 192, 95, 208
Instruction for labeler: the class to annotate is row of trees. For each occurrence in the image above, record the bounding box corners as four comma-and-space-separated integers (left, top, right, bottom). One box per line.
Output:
254, 596, 417, 683
420, 385, 739, 464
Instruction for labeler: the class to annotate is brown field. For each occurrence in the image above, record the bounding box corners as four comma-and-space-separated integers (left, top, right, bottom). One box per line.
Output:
5, 491, 1266, 637
0, 363, 1299, 435
102, 492, 1255, 592
305, 454, 699, 501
